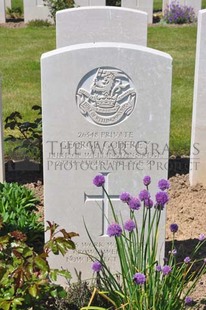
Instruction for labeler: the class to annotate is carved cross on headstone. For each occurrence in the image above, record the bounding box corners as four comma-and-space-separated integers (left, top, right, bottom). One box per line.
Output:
84, 173, 119, 236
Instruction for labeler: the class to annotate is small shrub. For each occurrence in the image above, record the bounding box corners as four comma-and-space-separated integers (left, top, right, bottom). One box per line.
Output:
163, 1, 196, 24
0, 220, 78, 309
0, 182, 43, 248
5, 105, 42, 169
6, 6, 23, 19
43, 0, 75, 23
27, 19, 52, 27
153, 12, 162, 23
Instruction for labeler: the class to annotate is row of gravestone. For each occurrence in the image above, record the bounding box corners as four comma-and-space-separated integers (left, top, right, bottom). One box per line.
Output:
0, 0, 203, 24
0, 0, 50, 23
41, 7, 205, 283
0, 6, 205, 283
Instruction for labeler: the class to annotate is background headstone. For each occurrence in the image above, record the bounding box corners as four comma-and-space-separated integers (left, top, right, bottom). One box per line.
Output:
42, 42, 172, 282
5, 0, 11, 9
121, 0, 153, 24
0, 80, 5, 182
23, 0, 52, 23
75, 0, 105, 6
162, 0, 202, 17
190, 10, 206, 186
0, 0, 6, 23
56, 7, 147, 48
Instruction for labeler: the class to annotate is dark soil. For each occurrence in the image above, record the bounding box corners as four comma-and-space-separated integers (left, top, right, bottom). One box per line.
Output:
0, 19, 25, 28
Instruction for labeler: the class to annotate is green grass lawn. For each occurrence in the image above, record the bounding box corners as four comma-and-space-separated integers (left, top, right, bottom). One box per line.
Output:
153, 0, 162, 11
148, 25, 197, 155
0, 16, 203, 157
0, 27, 55, 120
12, 0, 23, 9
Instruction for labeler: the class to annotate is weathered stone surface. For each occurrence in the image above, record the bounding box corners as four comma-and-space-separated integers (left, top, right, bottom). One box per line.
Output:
190, 10, 206, 186
122, 0, 153, 23
56, 7, 147, 48
23, 0, 52, 23
42, 42, 172, 282
0, 0, 6, 23
75, 0, 105, 6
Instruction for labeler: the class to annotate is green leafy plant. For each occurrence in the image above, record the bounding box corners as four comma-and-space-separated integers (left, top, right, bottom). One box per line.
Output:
43, 0, 75, 22
27, 19, 52, 27
0, 220, 78, 310
82, 175, 206, 309
5, 105, 42, 170
6, 6, 23, 19
0, 182, 43, 247
106, 0, 121, 6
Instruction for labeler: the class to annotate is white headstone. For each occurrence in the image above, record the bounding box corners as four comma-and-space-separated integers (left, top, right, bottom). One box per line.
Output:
5, 0, 11, 8
42, 42, 172, 282
121, 0, 153, 24
190, 10, 206, 186
75, 0, 105, 6
0, 0, 6, 23
0, 80, 5, 182
23, 0, 52, 23
56, 7, 147, 48
163, 0, 202, 17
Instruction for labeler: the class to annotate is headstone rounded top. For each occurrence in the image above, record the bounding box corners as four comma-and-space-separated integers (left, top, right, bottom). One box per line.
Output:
57, 6, 148, 16
199, 9, 206, 15
56, 6, 148, 48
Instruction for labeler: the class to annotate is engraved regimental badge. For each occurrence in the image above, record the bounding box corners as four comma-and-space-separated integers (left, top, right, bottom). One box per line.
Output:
76, 67, 137, 126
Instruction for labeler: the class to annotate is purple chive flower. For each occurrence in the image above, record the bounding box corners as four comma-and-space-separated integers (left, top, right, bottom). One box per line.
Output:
162, 265, 172, 275
92, 261, 102, 272
93, 174, 105, 187
124, 219, 136, 232
169, 249, 177, 256
164, 1, 196, 24
107, 223, 122, 237
119, 192, 131, 203
133, 273, 146, 285
128, 197, 141, 211
158, 179, 170, 191
163, 257, 168, 264
170, 223, 178, 233
144, 198, 153, 209
198, 233, 205, 241
156, 265, 162, 272
185, 296, 193, 305
172, 249, 177, 255
143, 176, 151, 186
184, 257, 191, 264
139, 190, 150, 201
155, 191, 169, 207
